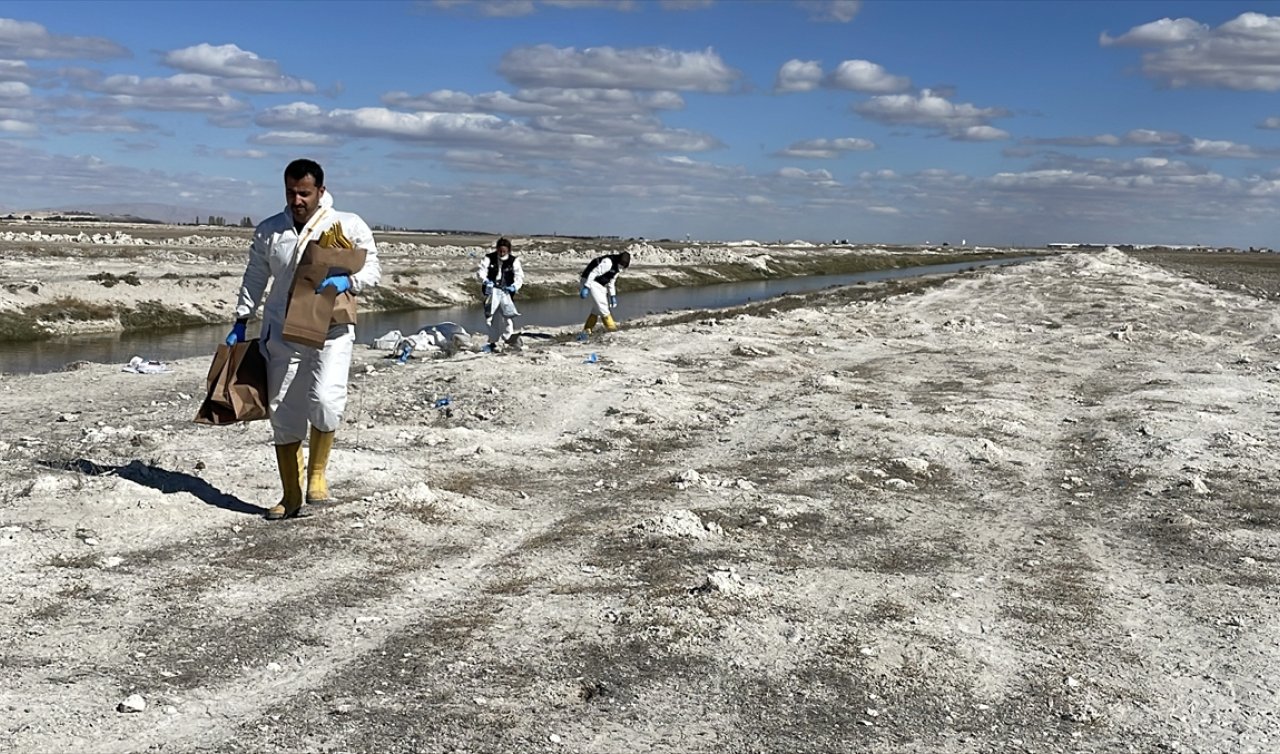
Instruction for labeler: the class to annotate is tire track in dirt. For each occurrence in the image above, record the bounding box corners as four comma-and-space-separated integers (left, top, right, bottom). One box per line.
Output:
1044, 314, 1280, 753
997, 251, 1280, 751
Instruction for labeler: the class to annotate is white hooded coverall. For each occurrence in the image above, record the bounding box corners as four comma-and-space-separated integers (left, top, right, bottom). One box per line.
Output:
475, 252, 524, 345
580, 256, 621, 318
235, 192, 381, 444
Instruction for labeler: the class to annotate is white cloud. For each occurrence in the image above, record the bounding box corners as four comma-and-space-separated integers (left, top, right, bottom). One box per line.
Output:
219, 148, 269, 159
1019, 133, 1272, 160
1180, 138, 1268, 159
0, 80, 29, 98
384, 87, 683, 117
51, 113, 158, 134
438, 148, 532, 173
115, 138, 158, 152
1124, 128, 1183, 145
635, 128, 721, 151
859, 169, 897, 180
775, 59, 822, 93
778, 166, 836, 183
0, 140, 265, 211
777, 136, 875, 158
0, 60, 37, 83
0, 18, 129, 60
1103, 12, 1280, 91
542, 0, 637, 9
456, 0, 537, 14
531, 111, 664, 135
256, 101, 719, 155
160, 43, 315, 93
83, 93, 249, 114
1100, 17, 1206, 47
799, 0, 862, 23
855, 89, 1009, 137
1019, 153, 1211, 182
954, 125, 1009, 141
498, 45, 741, 92
1260, 117, 1280, 129
61, 69, 254, 114
0, 118, 36, 134
383, 89, 549, 115
163, 43, 278, 78
826, 59, 910, 93
1025, 134, 1123, 147
867, 205, 900, 215
1024, 129, 1184, 147
432, 0, 691, 15
249, 130, 343, 147
84, 72, 225, 97
659, 0, 714, 9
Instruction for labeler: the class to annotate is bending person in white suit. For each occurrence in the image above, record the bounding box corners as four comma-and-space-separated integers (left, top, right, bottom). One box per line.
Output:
577, 251, 630, 339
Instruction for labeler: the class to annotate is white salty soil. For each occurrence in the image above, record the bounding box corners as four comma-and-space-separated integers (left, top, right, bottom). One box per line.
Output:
1, 248, 1278, 754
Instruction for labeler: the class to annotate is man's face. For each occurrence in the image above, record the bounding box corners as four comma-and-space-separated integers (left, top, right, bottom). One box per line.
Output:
497, 245, 510, 257
285, 174, 323, 224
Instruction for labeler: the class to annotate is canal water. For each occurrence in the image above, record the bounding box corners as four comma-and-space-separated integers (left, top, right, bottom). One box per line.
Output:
0, 256, 1039, 375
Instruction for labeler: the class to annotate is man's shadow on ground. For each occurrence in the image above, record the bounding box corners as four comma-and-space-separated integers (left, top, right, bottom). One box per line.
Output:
41, 458, 266, 516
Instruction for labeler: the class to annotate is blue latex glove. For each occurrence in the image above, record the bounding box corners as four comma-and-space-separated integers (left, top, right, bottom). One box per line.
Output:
317, 275, 351, 294
225, 320, 246, 347
610, 295, 618, 308
579, 286, 590, 299
503, 284, 517, 294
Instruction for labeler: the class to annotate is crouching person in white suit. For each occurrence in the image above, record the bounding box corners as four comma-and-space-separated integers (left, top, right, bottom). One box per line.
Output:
225, 158, 381, 520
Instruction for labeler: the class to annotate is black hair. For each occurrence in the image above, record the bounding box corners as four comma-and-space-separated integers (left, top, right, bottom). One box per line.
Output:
284, 158, 324, 187
496, 237, 512, 250
618, 251, 632, 268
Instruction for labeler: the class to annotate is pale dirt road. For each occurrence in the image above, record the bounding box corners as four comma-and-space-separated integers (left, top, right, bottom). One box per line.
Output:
2, 248, 1279, 753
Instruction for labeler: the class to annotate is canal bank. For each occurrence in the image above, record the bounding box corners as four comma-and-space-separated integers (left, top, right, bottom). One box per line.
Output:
0, 256, 1042, 375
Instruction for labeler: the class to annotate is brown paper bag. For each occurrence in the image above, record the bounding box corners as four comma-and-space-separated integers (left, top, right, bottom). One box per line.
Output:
193, 339, 270, 425
281, 242, 367, 349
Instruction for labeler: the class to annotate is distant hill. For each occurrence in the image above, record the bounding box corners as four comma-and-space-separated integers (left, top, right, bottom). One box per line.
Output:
16, 203, 256, 226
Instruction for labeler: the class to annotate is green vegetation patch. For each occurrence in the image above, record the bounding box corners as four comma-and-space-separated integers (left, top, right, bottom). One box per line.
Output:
0, 316, 43, 342
118, 300, 208, 330
0, 297, 216, 342
28, 296, 116, 322
362, 284, 449, 311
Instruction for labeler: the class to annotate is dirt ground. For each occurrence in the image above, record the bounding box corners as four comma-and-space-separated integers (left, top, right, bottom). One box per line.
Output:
2, 246, 1279, 753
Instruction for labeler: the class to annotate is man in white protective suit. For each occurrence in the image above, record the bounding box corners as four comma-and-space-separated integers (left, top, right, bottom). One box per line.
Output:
224, 158, 381, 520
577, 251, 630, 339
475, 237, 524, 351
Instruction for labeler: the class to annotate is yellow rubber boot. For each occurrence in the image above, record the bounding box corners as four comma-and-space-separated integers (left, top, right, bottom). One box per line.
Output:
266, 442, 305, 520
584, 313, 598, 332
306, 427, 336, 504
603, 314, 618, 332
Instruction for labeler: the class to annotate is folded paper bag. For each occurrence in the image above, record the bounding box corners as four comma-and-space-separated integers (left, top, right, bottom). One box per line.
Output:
281, 241, 367, 349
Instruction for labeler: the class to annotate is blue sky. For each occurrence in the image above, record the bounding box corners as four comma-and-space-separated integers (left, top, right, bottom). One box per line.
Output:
3, 1, 1280, 246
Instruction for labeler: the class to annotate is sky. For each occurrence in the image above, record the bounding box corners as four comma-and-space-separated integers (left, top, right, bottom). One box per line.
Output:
3, 0, 1280, 246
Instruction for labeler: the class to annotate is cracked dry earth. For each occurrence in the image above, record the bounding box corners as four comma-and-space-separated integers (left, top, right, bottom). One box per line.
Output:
2, 248, 1279, 753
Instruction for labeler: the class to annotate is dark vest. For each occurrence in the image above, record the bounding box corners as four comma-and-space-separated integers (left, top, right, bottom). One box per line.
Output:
484, 252, 517, 287
581, 254, 624, 286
